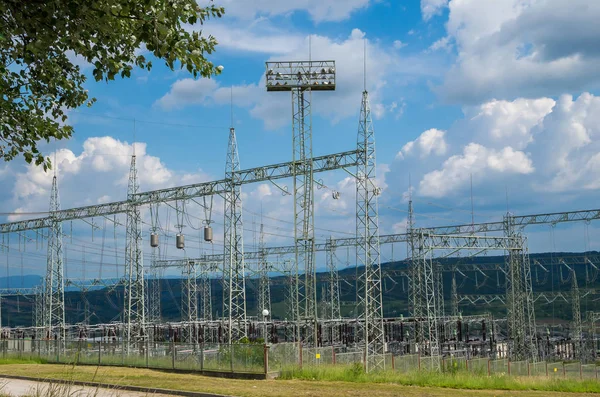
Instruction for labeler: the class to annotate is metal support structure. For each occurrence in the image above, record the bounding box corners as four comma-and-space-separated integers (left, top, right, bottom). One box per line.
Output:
504, 215, 536, 361
258, 222, 272, 322
451, 272, 459, 317
356, 89, 385, 372
266, 60, 335, 346
324, 237, 341, 320
147, 204, 161, 325
124, 155, 145, 351
182, 260, 198, 344
571, 268, 583, 361
223, 127, 247, 343
292, 86, 317, 345
415, 230, 440, 370
199, 262, 213, 322
45, 175, 65, 342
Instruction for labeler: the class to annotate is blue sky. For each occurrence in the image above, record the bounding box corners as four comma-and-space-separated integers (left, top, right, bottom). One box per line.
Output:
2, 0, 600, 280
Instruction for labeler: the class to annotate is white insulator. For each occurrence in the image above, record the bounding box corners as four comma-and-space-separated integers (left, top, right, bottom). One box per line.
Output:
332, 191, 340, 200
150, 233, 159, 248
204, 226, 213, 242
176, 234, 185, 249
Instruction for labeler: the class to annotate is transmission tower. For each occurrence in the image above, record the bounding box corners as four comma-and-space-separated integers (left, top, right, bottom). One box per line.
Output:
325, 237, 341, 320
124, 155, 145, 351
45, 174, 65, 341
258, 222, 272, 321
266, 60, 336, 346
503, 214, 536, 361
223, 127, 247, 343
356, 88, 385, 372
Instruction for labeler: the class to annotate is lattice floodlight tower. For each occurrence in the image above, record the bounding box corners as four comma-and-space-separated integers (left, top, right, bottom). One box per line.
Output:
266, 60, 335, 346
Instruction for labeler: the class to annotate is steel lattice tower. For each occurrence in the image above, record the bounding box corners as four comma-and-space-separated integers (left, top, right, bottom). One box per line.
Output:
266, 60, 336, 346
148, 204, 161, 325
504, 215, 537, 361
415, 231, 440, 370
571, 268, 583, 361
182, 260, 198, 343
325, 237, 341, 320
451, 271, 459, 317
45, 174, 65, 341
124, 155, 145, 350
200, 259, 213, 322
356, 89, 385, 371
258, 222, 272, 320
223, 127, 247, 343
407, 189, 424, 344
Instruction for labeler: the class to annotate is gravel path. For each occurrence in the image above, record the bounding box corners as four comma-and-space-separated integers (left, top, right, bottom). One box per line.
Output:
0, 377, 174, 397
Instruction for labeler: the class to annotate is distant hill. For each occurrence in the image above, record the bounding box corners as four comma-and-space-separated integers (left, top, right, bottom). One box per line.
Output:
0, 251, 597, 327
0, 275, 43, 289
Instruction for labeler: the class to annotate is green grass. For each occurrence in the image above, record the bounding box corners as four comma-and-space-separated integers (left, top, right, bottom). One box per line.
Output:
279, 364, 600, 393
0, 357, 47, 365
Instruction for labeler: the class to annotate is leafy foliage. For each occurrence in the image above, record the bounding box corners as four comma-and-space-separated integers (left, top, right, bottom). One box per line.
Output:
0, 0, 224, 169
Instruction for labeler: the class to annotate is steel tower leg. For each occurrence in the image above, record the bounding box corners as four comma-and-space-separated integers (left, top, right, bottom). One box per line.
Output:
45, 175, 65, 343
148, 205, 161, 327
451, 271, 459, 318
356, 90, 385, 372
292, 87, 317, 346
223, 127, 247, 343
124, 155, 145, 352
200, 260, 213, 322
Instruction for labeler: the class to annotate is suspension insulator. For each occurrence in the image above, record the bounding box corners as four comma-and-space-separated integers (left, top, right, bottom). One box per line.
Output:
150, 233, 159, 248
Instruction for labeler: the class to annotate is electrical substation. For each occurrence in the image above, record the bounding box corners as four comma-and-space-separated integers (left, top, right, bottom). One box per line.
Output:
1, 58, 600, 374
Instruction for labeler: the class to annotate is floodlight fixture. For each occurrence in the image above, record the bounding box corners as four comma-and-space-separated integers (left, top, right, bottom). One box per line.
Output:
265, 60, 336, 91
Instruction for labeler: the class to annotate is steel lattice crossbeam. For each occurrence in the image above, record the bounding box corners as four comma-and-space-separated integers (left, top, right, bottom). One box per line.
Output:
0, 150, 359, 233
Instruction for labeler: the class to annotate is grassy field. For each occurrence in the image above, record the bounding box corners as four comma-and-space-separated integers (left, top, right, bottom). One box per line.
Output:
1, 360, 600, 396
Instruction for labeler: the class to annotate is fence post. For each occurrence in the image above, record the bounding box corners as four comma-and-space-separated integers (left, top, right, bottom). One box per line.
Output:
527, 361, 530, 376
200, 341, 204, 372
546, 361, 548, 377
332, 346, 336, 365
580, 361, 583, 379
264, 344, 270, 376
299, 341, 303, 369
171, 340, 175, 370
418, 352, 421, 371
98, 341, 101, 365
507, 359, 511, 376
391, 354, 395, 371
563, 362, 566, 378
146, 338, 149, 368
466, 359, 469, 371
